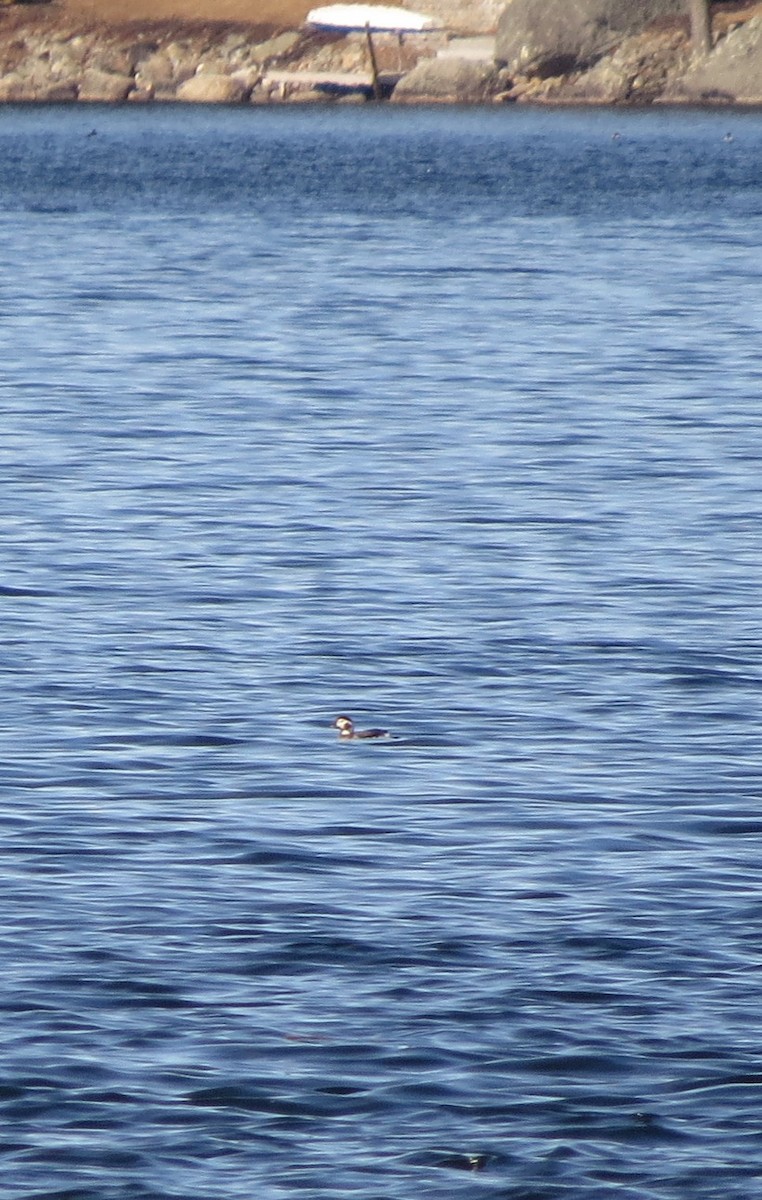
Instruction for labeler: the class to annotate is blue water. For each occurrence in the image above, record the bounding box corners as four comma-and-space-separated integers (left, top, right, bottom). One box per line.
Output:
2, 102, 762, 1199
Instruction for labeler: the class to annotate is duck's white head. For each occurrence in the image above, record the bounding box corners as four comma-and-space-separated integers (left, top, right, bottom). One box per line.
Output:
333, 715, 355, 737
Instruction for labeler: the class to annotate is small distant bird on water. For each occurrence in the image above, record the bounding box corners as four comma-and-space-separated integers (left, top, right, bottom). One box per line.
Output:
333, 715, 389, 740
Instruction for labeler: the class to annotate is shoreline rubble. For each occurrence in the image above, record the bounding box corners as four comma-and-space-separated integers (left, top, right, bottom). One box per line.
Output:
0, 3, 761, 106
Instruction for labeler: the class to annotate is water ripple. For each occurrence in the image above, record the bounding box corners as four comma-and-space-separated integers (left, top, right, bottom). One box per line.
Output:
2, 104, 762, 1200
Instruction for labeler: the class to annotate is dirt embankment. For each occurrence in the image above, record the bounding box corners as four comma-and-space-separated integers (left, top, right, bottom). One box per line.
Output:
25, 0, 313, 25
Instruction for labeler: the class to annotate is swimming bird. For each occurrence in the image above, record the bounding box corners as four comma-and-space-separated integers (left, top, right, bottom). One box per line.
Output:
333, 715, 389, 740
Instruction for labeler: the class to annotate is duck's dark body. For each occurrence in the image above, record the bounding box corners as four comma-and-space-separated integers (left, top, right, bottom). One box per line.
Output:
333, 715, 389, 740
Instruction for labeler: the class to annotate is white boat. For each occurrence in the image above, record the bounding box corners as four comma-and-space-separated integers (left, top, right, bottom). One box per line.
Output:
306, 4, 438, 31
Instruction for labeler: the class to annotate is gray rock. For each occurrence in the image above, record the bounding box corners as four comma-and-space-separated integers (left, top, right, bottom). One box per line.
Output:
165, 41, 205, 82
411, 0, 504, 35
559, 27, 688, 103
666, 16, 762, 103
0, 58, 59, 99
560, 55, 631, 103
127, 84, 155, 103
217, 33, 250, 58
40, 81, 79, 103
78, 69, 134, 102
248, 32, 301, 64
283, 87, 331, 103
230, 66, 261, 93
52, 35, 91, 69
87, 45, 138, 77
0, 75, 29, 102
495, 0, 684, 77
132, 44, 197, 89
134, 50, 176, 87
129, 41, 161, 68
0, 72, 77, 102
176, 73, 247, 103
195, 56, 234, 75
393, 56, 498, 101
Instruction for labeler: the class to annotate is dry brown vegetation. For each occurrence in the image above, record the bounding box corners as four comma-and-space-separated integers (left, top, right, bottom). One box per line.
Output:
18, 0, 313, 24
0, 0, 320, 66
5, 0, 762, 38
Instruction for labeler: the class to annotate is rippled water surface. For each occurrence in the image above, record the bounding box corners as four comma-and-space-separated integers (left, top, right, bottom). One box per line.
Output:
2, 104, 762, 1199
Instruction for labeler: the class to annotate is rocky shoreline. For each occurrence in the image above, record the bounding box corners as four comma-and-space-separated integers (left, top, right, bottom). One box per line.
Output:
1, 2, 762, 105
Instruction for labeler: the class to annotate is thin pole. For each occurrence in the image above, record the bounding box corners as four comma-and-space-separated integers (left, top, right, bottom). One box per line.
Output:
364, 22, 382, 100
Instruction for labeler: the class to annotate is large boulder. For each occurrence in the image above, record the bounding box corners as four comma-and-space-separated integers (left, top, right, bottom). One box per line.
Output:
78, 69, 134, 102
392, 56, 498, 102
556, 26, 689, 103
247, 32, 301, 63
495, 0, 684, 77
176, 73, 247, 103
87, 45, 139, 77
134, 50, 176, 88
0, 49, 82, 102
666, 16, 762, 103
0, 72, 77, 102
408, 0, 505, 35
134, 43, 197, 91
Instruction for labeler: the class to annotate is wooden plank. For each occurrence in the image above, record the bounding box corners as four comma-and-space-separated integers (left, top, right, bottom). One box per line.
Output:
263, 69, 401, 87
264, 70, 372, 86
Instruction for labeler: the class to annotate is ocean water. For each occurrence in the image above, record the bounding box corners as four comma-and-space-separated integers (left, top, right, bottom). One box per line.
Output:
2, 103, 762, 1200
